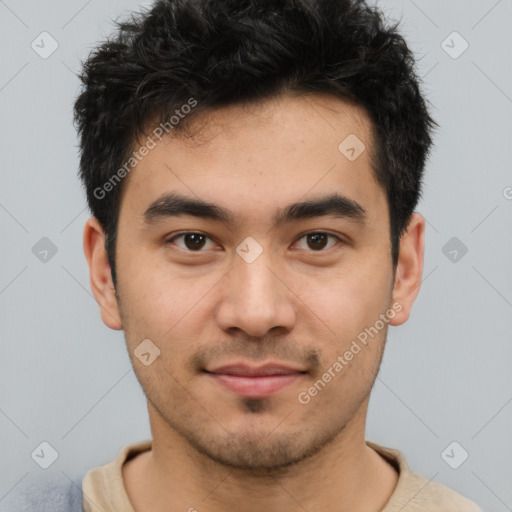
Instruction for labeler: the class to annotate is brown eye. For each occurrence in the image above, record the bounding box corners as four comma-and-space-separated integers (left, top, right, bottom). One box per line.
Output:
167, 233, 216, 252
307, 233, 328, 250
294, 232, 341, 252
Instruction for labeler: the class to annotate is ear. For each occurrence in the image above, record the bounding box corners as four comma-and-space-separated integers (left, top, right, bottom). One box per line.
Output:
388, 212, 425, 326
83, 217, 123, 330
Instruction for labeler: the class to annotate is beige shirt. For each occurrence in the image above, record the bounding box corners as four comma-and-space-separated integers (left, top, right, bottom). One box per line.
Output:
82, 439, 483, 511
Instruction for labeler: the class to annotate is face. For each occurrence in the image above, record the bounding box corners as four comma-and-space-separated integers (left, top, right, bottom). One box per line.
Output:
85, 92, 424, 473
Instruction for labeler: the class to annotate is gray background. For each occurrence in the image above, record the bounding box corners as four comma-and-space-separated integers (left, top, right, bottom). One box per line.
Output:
1, 0, 511, 510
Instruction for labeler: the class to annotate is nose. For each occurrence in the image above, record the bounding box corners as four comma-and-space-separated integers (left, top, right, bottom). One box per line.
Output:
214, 248, 297, 338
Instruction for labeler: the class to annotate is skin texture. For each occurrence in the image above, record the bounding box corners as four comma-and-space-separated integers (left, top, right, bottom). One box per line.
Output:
83, 92, 425, 511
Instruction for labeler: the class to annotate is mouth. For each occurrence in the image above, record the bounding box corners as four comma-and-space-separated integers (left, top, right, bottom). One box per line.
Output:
203, 363, 307, 398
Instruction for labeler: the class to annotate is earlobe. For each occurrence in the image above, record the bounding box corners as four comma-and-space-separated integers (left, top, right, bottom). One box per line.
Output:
388, 213, 425, 326
83, 217, 123, 330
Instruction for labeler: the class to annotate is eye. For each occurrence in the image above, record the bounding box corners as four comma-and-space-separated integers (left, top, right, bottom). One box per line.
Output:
166, 232, 218, 252
293, 232, 342, 252
165, 231, 343, 253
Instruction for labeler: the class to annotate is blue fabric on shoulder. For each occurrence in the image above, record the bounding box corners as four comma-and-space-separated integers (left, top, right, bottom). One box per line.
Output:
0, 478, 83, 512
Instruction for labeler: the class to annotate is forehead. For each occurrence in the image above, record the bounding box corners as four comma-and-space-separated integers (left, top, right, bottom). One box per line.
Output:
119, 92, 385, 226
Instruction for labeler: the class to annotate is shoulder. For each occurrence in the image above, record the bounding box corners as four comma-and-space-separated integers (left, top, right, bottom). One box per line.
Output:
0, 478, 83, 512
396, 471, 484, 511
366, 441, 484, 512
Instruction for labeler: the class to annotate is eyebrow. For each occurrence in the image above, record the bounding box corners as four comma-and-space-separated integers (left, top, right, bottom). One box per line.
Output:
143, 191, 367, 229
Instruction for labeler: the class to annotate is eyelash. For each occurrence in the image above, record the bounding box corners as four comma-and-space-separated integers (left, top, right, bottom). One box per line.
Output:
165, 231, 343, 253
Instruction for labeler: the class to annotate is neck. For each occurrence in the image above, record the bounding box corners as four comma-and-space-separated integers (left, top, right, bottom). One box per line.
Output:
123, 400, 398, 512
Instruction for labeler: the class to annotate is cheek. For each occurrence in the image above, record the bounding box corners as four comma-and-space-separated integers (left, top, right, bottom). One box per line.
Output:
317, 265, 391, 332
117, 257, 219, 351
304, 264, 392, 382
118, 243, 175, 308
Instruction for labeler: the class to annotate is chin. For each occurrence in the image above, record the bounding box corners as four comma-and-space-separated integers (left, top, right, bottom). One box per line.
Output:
181, 421, 343, 475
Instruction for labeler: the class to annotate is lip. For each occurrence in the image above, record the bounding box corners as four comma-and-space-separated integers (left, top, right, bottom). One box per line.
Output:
204, 362, 307, 398
206, 362, 306, 376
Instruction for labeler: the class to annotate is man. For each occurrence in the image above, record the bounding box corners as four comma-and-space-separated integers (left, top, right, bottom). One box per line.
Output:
71, 0, 483, 510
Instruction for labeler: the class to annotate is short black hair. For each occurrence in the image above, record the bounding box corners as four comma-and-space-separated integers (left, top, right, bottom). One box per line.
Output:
74, 0, 438, 288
